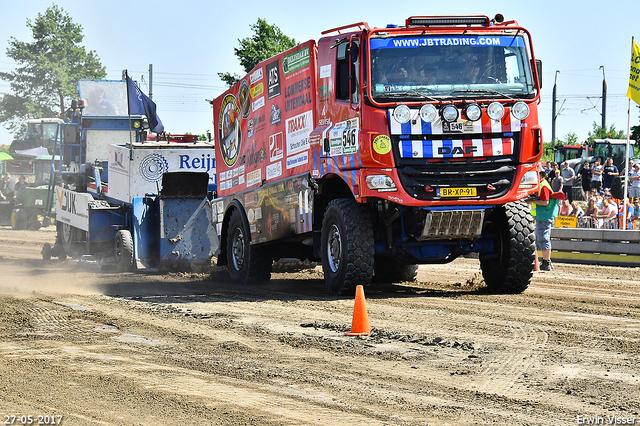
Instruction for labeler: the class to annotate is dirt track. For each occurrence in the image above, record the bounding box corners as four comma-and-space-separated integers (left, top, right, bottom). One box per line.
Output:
0, 225, 639, 425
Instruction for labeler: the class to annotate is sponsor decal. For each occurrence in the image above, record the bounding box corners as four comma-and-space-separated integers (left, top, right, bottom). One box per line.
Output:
247, 141, 266, 169
250, 68, 263, 84
139, 153, 169, 182
238, 80, 251, 118
319, 85, 329, 103
266, 59, 281, 99
269, 132, 284, 161
286, 110, 313, 155
218, 94, 241, 167
286, 151, 309, 169
373, 135, 392, 155
320, 64, 331, 78
266, 161, 282, 180
250, 82, 264, 99
247, 169, 261, 187
284, 76, 312, 112
283, 47, 310, 76
270, 103, 281, 126
252, 96, 265, 112
329, 118, 359, 156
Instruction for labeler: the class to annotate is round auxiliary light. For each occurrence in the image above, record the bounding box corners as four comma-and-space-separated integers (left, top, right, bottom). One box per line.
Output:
441, 104, 459, 123
419, 104, 438, 123
464, 103, 482, 121
511, 101, 530, 120
393, 104, 411, 124
487, 101, 505, 121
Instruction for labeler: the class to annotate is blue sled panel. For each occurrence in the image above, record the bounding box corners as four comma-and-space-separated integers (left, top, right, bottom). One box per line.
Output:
160, 198, 218, 269
133, 197, 160, 270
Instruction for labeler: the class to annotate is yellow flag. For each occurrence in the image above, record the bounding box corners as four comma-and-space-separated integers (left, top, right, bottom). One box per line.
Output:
628, 40, 640, 105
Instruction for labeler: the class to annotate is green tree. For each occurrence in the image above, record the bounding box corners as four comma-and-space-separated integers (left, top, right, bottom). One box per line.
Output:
218, 18, 296, 88
586, 121, 626, 142
0, 4, 106, 136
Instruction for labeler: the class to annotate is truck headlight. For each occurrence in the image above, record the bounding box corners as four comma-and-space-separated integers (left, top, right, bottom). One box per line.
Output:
487, 101, 505, 121
464, 103, 482, 121
511, 101, 530, 120
393, 105, 411, 124
441, 104, 459, 122
419, 104, 438, 123
519, 170, 538, 189
366, 175, 397, 191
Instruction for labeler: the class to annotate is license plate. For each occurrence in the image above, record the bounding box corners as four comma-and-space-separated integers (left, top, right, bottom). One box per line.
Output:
438, 187, 477, 197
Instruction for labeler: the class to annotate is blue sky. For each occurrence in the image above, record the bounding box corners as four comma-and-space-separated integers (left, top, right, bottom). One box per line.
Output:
1, 0, 638, 147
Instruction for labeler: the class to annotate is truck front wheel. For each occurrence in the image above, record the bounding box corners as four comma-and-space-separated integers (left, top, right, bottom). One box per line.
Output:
480, 201, 535, 294
321, 198, 374, 296
226, 209, 272, 284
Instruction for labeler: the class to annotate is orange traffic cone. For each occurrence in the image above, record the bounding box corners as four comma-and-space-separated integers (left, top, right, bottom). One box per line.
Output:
345, 285, 371, 336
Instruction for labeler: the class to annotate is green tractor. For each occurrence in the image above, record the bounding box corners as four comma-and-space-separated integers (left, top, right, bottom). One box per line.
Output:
10, 155, 57, 230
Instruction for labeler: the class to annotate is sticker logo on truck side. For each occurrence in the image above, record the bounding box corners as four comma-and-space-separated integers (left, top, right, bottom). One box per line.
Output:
219, 94, 241, 167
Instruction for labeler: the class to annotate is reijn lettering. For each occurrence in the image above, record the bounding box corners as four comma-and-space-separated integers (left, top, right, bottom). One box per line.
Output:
179, 154, 215, 173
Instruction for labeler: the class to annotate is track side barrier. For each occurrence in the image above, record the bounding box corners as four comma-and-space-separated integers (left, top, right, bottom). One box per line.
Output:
549, 228, 640, 267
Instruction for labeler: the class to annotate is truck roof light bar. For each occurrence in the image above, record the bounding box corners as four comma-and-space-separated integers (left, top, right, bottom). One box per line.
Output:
406, 16, 490, 27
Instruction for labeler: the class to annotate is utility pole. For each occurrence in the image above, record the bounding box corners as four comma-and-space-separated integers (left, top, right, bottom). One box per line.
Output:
552, 70, 559, 144
600, 65, 606, 130
149, 64, 153, 100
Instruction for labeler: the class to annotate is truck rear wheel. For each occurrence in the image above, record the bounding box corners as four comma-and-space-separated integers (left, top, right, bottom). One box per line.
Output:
321, 198, 374, 296
373, 256, 419, 283
480, 201, 535, 294
115, 230, 134, 272
227, 209, 272, 284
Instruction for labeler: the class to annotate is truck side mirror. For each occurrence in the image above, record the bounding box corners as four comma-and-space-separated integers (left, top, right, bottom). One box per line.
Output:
535, 59, 542, 89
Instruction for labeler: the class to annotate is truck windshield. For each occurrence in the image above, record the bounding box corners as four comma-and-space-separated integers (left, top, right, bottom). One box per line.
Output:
369, 35, 535, 101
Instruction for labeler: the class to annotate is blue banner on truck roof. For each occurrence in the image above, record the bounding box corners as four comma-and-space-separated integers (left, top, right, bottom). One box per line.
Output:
370, 36, 525, 49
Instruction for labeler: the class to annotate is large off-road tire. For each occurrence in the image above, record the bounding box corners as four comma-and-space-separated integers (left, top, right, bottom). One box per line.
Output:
226, 209, 272, 284
321, 198, 374, 296
480, 201, 535, 294
11, 208, 27, 230
115, 230, 134, 272
373, 256, 419, 283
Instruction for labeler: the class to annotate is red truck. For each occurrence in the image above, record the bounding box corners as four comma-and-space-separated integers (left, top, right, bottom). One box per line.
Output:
212, 15, 543, 295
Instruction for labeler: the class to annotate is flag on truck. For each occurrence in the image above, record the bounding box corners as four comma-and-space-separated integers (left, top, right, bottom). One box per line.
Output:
126, 74, 164, 133
628, 39, 640, 106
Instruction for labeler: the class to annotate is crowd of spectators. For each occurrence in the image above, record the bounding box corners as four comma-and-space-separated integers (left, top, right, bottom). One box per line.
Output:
543, 159, 640, 230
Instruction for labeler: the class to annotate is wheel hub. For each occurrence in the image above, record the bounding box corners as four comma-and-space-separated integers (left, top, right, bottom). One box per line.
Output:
231, 228, 245, 270
327, 224, 341, 273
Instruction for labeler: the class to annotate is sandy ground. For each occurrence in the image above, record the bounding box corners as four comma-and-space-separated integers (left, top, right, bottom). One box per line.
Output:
0, 224, 639, 425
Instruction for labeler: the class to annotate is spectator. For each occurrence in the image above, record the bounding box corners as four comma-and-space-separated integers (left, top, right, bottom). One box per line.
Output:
548, 162, 559, 185
527, 172, 564, 272
629, 163, 640, 200
552, 169, 563, 193
0, 174, 11, 200
578, 162, 592, 201
561, 161, 576, 203
584, 198, 600, 227
596, 199, 617, 228
559, 199, 573, 216
591, 158, 603, 193
622, 197, 635, 229
570, 201, 584, 217
602, 157, 619, 191
631, 199, 640, 228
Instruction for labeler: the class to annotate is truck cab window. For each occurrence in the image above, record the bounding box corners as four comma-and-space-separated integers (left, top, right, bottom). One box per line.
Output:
336, 41, 359, 104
